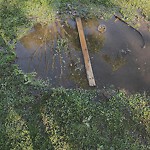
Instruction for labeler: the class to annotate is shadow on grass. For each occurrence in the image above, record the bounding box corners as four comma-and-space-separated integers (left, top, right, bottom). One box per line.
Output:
41, 89, 150, 149
0, 0, 54, 149
0, 61, 54, 149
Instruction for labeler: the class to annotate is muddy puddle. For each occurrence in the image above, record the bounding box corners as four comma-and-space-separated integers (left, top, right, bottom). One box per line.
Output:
15, 16, 150, 93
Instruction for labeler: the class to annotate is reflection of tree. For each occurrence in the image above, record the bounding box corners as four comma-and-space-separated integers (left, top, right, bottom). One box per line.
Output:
19, 18, 105, 87
63, 18, 105, 53
63, 20, 81, 51
86, 34, 104, 53
66, 51, 88, 88
68, 59, 88, 88
83, 18, 105, 53
20, 18, 105, 54
20, 23, 57, 51
102, 54, 126, 71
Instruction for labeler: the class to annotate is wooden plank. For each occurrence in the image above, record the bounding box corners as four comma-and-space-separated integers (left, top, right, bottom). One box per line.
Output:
76, 17, 96, 86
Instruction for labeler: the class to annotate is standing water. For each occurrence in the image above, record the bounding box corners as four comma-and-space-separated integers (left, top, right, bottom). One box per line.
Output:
15, 16, 150, 93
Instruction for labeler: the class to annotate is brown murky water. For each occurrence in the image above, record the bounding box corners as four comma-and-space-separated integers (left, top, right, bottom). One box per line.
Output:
15, 16, 150, 93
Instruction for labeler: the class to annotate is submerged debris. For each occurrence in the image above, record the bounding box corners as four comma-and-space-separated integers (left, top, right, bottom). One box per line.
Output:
98, 24, 107, 33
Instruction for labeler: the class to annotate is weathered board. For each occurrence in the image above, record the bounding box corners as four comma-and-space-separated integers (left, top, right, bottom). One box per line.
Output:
76, 17, 96, 86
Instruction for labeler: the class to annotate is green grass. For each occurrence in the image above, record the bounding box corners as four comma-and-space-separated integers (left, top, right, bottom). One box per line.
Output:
113, 0, 150, 20
0, 0, 150, 149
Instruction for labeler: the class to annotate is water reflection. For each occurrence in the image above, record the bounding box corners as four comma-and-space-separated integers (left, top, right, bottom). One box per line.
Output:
15, 17, 150, 93
83, 18, 105, 53
20, 23, 55, 51
102, 54, 126, 71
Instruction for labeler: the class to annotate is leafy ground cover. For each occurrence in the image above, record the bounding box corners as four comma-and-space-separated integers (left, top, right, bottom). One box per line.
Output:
0, 54, 150, 149
0, 0, 150, 149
